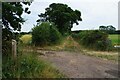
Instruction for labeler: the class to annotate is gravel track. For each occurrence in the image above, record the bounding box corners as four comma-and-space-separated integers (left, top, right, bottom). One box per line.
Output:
39, 50, 118, 78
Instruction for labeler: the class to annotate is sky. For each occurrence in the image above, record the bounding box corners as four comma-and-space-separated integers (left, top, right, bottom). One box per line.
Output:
21, 0, 119, 32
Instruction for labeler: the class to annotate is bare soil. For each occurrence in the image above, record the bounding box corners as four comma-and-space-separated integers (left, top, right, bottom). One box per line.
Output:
38, 50, 118, 78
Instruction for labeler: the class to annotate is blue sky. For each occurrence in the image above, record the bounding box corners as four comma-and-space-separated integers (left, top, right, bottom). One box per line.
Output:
21, 0, 119, 32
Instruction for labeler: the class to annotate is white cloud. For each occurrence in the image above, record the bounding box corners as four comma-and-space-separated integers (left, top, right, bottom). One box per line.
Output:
71, 1, 118, 30
21, 0, 119, 32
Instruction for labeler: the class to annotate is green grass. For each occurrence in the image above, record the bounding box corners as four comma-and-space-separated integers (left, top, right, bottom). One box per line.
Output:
2, 41, 65, 78
19, 52, 64, 78
2, 52, 65, 78
108, 34, 120, 45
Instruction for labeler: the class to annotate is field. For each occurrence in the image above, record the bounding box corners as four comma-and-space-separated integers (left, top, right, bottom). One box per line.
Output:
20, 34, 32, 44
108, 34, 120, 45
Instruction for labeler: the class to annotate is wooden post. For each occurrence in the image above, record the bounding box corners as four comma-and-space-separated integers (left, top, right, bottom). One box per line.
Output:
12, 39, 17, 59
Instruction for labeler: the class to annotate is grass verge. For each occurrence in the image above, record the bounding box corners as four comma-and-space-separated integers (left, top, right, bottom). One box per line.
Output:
19, 52, 65, 78
2, 51, 65, 78
82, 49, 118, 62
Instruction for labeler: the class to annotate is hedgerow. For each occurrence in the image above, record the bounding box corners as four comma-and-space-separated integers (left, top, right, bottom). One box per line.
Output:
72, 30, 113, 51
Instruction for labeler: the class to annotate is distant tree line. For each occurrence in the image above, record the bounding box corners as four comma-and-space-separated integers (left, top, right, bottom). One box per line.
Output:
99, 25, 117, 34
114, 30, 120, 34
71, 25, 119, 34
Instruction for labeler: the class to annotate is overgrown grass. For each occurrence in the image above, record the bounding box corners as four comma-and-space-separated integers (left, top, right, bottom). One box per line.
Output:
41, 36, 81, 52
19, 52, 64, 78
3, 53, 65, 78
81, 50, 118, 61
2, 50, 65, 78
108, 34, 120, 45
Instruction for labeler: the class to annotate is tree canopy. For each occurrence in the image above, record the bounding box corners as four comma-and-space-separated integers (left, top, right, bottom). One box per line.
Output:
2, 2, 32, 31
37, 3, 82, 34
2, 2, 32, 55
2, 2, 32, 41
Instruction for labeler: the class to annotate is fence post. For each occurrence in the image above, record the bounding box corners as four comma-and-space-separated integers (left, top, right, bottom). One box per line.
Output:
12, 39, 17, 59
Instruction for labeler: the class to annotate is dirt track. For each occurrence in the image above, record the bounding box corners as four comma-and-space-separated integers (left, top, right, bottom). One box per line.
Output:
39, 50, 118, 78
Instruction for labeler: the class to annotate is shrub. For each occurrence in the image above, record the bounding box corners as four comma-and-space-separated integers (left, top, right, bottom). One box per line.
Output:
32, 22, 61, 46
72, 30, 113, 51
71, 33, 80, 40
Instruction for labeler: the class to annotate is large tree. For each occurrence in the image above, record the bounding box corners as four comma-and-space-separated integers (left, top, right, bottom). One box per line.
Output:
2, 2, 32, 40
37, 3, 82, 34
2, 2, 32, 55
2, 2, 31, 31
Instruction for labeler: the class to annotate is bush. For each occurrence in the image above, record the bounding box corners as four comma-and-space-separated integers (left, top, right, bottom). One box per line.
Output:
71, 33, 80, 40
72, 30, 113, 51
32, 22, 61, 46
